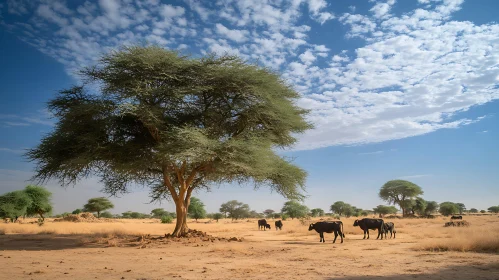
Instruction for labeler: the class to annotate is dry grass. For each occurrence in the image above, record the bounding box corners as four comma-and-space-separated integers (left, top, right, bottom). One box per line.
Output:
417, 228, 499, 253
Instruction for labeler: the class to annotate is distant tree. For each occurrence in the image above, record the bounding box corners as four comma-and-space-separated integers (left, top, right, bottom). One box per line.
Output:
121, 211, 133, 218
26, 46, 311, 237
220, 200, 250, 220
24, 185, 53, 221
188, 197, 206, 221
373, 205, 398, 216
248, 210, 263, 218
272, 213, 281, 219
413, 197, 427, 216
100, 211, 113, 218
263, 209, 275, 218
343, 205, 356, 217
0, 190, 32, 222
281, 200, 309, 219
213, 213, 223, 222
310, 208, 325, 217
480, 210, 486, 214
151, 208, 169, 218
439, 202, 459, 216
488, 206, 499, 213
469, 208, 478, 213
423, 201, 439, 215
455, 203, 466, 214
379, 180, 424, 216
72, 209, 82, 215
61, 212, 71, 217
330, 201, 351, 216
83, 197, 114, 218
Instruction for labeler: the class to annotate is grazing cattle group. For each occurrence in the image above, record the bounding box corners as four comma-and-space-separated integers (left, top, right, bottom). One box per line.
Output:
257, 217, 397, 244
258, 219, 271, 230
451, 215, 463, 220
353, 218, 385, 239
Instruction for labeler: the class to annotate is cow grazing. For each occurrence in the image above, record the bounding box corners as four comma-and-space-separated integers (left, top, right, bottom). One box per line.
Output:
258, 219, 271, 230
275, 220, 283, 230
383, 222, 396, 239
353, 218, 385, 240
308, 221, 345, 243
451, 215, 463, 220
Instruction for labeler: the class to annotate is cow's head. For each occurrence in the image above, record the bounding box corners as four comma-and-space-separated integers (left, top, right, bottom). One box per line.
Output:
308, 223, 314, 231
353, 220, 359, 226
265, 224, 271, 229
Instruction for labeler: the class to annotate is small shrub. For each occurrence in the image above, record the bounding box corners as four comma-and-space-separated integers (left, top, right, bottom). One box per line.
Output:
281, 214, 289, 221
161, 215, 173, 224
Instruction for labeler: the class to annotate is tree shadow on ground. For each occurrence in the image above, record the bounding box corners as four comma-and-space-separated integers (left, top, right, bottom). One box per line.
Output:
324, 263, 499, 280
0, 234, 140, 251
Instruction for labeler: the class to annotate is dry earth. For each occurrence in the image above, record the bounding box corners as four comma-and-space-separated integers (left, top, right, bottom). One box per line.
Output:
1, 215, 499, 280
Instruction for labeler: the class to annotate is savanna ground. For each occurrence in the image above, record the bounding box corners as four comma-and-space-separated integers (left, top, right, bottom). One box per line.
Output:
1, 215, 499, 280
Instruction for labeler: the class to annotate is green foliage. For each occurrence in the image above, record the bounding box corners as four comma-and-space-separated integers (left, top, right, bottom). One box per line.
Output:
151, 208, 169, 218
330, 201, 357, 217
220, 200, 250, 220
455, 203, 466, 214
480, 210, 486, 213
213, 213, 223, 222
281, 200, 309, 219
61, 212, 71, 217
281, 214, 289, 221
488, 206, 499, 213
0, 190, 32, 221
24, 185, 53, 221
439, 202, 459, 216
161, 215, 173, 224
373, 205, 398, 215
469, 208, 478, 213
100, 211, 113, 218
310, 208, 325, 217
424, 201, 439, 215
83, 197, 114, 218
413, 197, 427, 216
72, 209, 82, 215
379, 180, 424, 216
26, 46, 312, 236
188, 197, 206, 221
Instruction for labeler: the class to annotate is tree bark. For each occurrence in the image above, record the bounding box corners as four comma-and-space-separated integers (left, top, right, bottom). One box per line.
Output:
172, 200, 189, 237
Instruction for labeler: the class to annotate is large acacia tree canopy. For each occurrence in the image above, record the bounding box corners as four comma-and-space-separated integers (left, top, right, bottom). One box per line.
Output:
27, 46, 312, 200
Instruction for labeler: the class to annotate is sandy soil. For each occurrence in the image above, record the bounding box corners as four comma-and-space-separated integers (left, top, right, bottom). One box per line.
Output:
1, 216, 498, 280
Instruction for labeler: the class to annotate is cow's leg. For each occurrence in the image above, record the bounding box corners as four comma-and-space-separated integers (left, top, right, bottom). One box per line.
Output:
321, 232, 325, 243
377, 227, 383, 239
366, 229, 370, 239
339, 230, 344, 243
333, 231, 338, 243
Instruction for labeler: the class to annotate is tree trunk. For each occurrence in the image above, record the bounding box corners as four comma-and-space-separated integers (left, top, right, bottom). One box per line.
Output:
172, 200, 189, 237
97, 211, 100, 218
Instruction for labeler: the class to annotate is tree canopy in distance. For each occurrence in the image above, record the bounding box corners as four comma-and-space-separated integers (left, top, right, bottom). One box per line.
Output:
379, 180, 424, 216
83, 197, 114, 218
26, 46, 312, 236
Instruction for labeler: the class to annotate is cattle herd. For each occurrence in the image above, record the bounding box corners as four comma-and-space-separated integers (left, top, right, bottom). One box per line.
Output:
257, 218, 397, 243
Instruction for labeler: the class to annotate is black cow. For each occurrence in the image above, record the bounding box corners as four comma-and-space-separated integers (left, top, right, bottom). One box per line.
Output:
308, 221, 345, 243
383, 222, 396, 239
258, 219, 271, 230
353, 218, 385, 240
275, 220, 283, 230
451, 215, 463, 220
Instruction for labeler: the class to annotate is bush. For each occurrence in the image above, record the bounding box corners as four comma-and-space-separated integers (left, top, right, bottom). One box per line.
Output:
281, 214, 289, 221
161, 215, 173, 224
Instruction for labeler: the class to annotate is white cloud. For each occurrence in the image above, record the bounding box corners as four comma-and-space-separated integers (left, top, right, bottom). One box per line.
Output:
215, 23, 248, 43
299, 49, 316, 64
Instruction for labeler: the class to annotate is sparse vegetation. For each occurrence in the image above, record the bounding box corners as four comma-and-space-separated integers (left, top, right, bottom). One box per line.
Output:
281, 201, 308, 219
83, 197, 114, 218
161, 215, 173, 224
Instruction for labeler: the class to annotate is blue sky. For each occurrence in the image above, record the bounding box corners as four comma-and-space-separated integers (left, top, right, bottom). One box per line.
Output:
0, 0, 498, 215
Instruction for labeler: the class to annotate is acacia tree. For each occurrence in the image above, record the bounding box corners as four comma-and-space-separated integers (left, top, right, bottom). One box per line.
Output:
424, 201, 439, 215
488, 206, 499, 213
151, 208, 169, 218
281, 200, 309, 219
263, 209, 275, 218
188, 197, 206, 221
0, 191, 32, 222
310, 208, 324, 217
373, 205, 398, 217
330, 201, 351, 216
439, 202, 459, 216
379, 180, 423, 216
26, 46, 311, 237
24, 185, 53, 221
83, 197, 114, 218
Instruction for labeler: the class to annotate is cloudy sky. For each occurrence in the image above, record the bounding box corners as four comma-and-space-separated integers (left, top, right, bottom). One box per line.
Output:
0, 0, 498, 215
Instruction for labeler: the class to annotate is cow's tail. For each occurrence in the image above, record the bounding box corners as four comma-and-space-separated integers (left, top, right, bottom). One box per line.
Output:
341, 221, 345, 238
